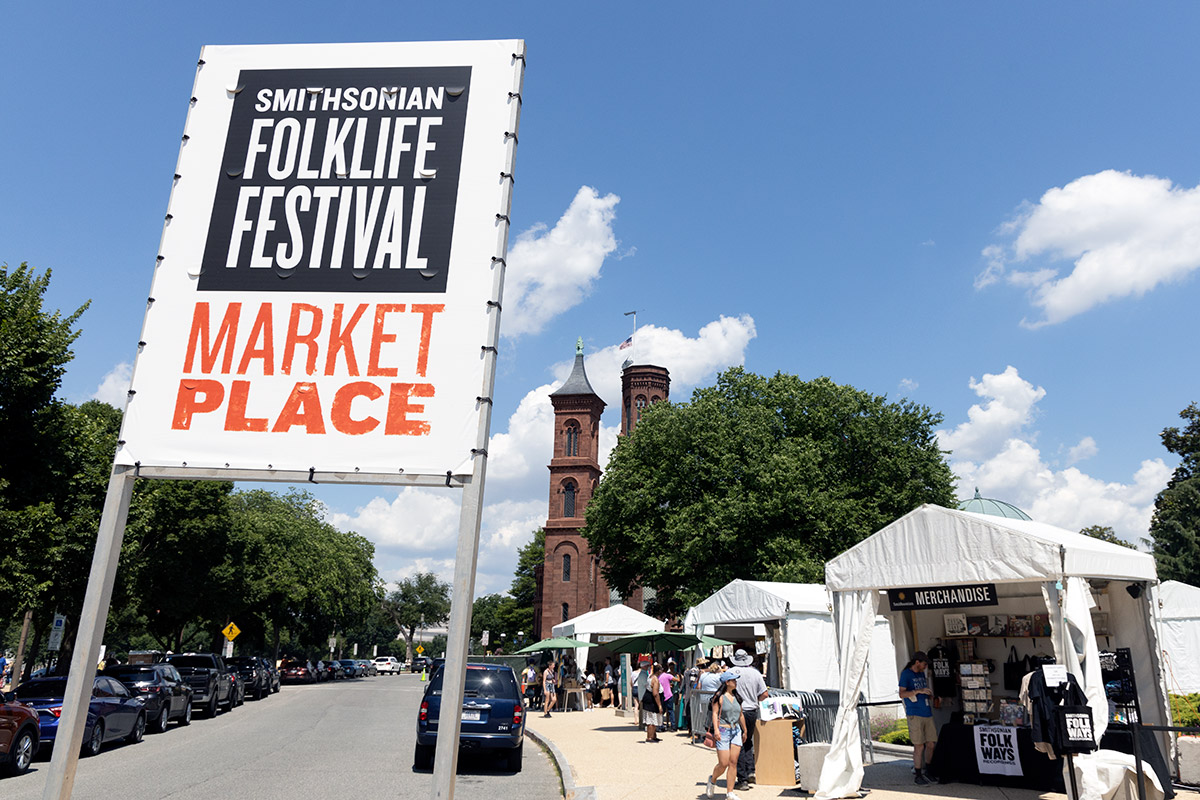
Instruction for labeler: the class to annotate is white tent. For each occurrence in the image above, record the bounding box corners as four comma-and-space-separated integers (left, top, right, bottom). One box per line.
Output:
817, 505, 1170, 799
1158, 580, 1200, 694
551, 605, 665, 675
683, 580, 899, 700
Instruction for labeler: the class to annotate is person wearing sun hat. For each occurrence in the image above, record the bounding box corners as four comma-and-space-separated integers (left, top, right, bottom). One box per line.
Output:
729, 648, 768, 789
706, 670, 747, 799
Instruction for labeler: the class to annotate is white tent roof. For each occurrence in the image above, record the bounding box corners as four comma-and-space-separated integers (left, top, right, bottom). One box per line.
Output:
826, 504, 1158, 591
1160, 580, 1200, 619
683, 580, 830, 629
551, 604, 664, 638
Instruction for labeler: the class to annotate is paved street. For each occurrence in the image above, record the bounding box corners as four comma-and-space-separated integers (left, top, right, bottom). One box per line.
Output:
5, 674, 562, 800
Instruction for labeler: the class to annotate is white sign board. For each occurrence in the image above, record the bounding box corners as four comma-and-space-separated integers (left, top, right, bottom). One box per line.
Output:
223, 638, 234, 657
117, 40, 523, 480
47, 614, 67, 652
974, 725, 1023, 776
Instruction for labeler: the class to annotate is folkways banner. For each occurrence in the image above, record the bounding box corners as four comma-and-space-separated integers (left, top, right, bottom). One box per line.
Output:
887, 583, 999, 611
974, 724, 1023, 776
117, 41, 522, 478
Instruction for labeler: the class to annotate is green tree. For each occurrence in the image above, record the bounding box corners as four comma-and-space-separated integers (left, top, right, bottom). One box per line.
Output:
383, 573, 451, 664
1080, 525, 1135, 549
584, 368, 957, 614
1149, 403, 1200, 584
506, 528, 544, 636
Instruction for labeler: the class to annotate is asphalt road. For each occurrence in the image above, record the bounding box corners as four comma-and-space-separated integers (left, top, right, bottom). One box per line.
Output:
6, 673, 563, 800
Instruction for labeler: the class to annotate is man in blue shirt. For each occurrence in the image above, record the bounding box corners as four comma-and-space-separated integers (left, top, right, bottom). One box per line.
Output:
898, 651, 938, 785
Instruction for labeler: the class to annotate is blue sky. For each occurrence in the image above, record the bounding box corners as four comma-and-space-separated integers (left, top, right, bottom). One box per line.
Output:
5, 3, 1199, 596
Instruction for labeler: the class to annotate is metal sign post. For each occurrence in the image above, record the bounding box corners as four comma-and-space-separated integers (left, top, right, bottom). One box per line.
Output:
41, 465, 136, 800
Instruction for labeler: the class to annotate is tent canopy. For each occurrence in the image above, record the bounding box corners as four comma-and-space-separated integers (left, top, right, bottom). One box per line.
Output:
826, 504, 1157, 591
1160, 580, 1200, 619
683, 579, 830, 629
551, 604, 664, 638
1158, 580, 1200, 694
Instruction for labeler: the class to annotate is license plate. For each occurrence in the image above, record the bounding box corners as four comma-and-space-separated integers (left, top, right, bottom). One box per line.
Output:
462, 710, 480, 721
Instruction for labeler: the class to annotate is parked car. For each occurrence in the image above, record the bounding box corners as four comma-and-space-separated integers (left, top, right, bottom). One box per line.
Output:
229, 672, 246, 706
317, 661, 345, 681
226, 657, 270, 700
374, 656, 401, 675
101, 663, 193, 732
0, 692, 39, 776
257, 658, 281, 693
164, 653, 234, 716
411, 656, 435, 673
336, 659, 361, 678
15, 676, 147, 756
358, 659, 377, 676
414, 663, 525, 772
279, 658, 316, 685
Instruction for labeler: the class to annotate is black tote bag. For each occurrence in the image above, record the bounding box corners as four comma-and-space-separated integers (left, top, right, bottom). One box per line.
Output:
1003, 646, 1024, 691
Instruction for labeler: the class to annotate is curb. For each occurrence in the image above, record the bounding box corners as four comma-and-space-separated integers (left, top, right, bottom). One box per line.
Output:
526, 725, 598, 800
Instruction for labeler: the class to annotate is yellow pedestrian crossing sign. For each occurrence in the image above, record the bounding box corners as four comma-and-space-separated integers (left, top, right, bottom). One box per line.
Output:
222, 622, 241, 641
416, 645, 424, 654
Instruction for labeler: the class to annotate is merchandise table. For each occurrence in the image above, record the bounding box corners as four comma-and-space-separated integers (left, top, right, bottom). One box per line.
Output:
929, 721, 1174, 798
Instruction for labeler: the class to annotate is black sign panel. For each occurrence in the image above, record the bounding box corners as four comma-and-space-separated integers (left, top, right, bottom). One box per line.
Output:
887, 583, 998, 611
198, 66, 471, 293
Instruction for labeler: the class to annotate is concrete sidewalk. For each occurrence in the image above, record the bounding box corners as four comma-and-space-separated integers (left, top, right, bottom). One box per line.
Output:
526, 707, 1200, 800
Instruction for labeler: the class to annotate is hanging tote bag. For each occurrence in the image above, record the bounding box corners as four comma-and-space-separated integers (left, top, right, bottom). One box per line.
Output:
1003, 646, 1024, 691
1056, 704, 1098, 755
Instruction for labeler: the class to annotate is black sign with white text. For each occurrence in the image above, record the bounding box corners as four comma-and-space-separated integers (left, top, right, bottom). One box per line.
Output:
888, 583, 999, 611
198, 66, 471, 292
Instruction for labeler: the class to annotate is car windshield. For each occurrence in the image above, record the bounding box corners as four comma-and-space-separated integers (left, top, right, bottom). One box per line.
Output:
280, 659, 307, 668
429, 668, 519, 699
105, 667, 158, 682
16, 679, 69, 699
226, 658, 257, 666
338, 660, 355, 666
166, 656, 215, 668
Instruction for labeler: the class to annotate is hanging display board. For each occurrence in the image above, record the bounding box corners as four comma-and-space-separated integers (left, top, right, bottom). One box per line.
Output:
973, 724, 1023, 776
116, 40, 522, 481
887, 583, 999, 611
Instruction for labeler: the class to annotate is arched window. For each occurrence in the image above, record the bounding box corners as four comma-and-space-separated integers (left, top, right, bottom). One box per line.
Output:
563, 481, 577, 517
635, 395, 647, 424
562, 603, 569, 622
565, 422, 580, 457
624, 398, 631, 432
562, 553, 572, 582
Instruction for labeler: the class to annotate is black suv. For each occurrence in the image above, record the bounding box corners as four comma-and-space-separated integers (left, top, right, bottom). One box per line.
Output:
164, 653, 235, 716
102, 663, 194, 732
226, 657, 270, 700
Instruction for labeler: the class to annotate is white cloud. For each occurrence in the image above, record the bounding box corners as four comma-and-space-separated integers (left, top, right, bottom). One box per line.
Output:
91, 362, 132, 407
940, 367, 1170, 543
937, 366, 1045, 463
326, 315, 757, 597
1067, 436, 1099, 465
502, 186, 620, 337
899, 378, 919, 394
978, 170, 1200, 326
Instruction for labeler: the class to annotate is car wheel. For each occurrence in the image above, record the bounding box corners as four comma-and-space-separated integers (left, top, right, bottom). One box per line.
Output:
254, 684, 263, 700
2, 728, 35, 776
236, 686, 245, 706
127, 712, 146, 744
413, 743, 434, 770
155, 705, 171, 733
506, 742, 524, 773
180, 701, 192, 726
207, 694, 219, 717
81, 721, 103, 757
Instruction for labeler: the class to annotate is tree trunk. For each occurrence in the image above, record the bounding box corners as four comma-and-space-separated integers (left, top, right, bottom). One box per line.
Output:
272, 627, 281, 663
9, 610, 32, 690
25, 615, 45, 681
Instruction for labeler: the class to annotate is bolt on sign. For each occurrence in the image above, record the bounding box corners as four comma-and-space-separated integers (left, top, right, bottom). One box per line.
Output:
116, 41, 523, 480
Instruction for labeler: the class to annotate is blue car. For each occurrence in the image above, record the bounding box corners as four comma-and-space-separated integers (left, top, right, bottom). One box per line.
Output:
414, 663, 525, 772
15, 676, 147, 756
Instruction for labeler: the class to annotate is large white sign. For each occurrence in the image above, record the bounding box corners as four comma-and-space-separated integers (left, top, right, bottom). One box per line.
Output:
117, 41, 522, 479
974, 724, 1023, 776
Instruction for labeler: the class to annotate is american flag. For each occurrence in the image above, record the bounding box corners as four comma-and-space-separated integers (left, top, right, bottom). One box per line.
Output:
619, 337, 633, 350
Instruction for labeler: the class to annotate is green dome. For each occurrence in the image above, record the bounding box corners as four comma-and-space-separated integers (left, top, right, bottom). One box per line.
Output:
958, 488, 1032, 521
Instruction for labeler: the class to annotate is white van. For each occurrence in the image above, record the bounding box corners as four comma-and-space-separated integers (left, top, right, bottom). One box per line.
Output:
373, 656, 401, 675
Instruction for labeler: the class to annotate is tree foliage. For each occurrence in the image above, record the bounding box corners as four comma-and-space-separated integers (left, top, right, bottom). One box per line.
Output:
584, 368, 957, 613
1150, 403, 1200, 584
1080, 525, 1135, 549
383, 572, 451, 664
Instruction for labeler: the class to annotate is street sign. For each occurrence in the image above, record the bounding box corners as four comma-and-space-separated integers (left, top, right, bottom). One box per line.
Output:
416, 645, 424, 655
329, 637, 337, 652
353, 643, 358, 656
223, 639, 233, 658
222, 622, 241, 641
481, 630, 489, 647
47, 614, 67, 652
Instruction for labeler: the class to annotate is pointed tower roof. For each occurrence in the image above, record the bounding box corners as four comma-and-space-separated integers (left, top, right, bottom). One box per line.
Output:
551, 337, 600, 397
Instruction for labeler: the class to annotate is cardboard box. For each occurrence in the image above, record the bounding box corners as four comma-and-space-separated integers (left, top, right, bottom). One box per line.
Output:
754, 719, 797, 786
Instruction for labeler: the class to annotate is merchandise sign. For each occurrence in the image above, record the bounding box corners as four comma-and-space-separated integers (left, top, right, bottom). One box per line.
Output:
116, 41, 523, 479
973, 725, 1022, 776
887, 583, 998, 611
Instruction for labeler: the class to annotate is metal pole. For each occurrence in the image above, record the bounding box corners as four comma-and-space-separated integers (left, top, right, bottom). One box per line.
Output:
429, 43, 524, 800
41, 464, 136, 800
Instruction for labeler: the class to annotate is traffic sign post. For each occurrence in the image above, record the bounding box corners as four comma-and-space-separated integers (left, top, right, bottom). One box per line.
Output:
222, 622, 240, 642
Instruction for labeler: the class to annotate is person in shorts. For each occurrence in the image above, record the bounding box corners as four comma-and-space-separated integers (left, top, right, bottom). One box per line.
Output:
898, 651, 938, 785
706, 671, 747, 800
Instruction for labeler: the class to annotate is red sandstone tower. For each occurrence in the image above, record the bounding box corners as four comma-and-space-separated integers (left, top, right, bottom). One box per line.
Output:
533, 339, 669, 637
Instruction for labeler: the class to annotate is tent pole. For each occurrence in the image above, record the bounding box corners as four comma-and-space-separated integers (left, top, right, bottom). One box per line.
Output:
911, 610, 919, 651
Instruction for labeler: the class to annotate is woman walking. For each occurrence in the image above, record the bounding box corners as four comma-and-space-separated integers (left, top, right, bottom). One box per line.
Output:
542, 660, 558, 717
706, 671, 746, 799
641, 663, 665, 742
